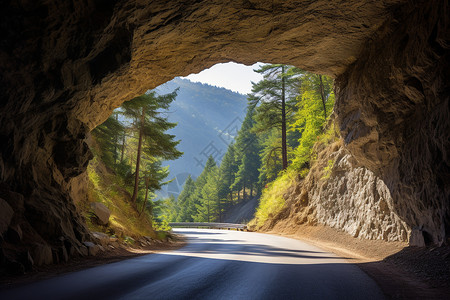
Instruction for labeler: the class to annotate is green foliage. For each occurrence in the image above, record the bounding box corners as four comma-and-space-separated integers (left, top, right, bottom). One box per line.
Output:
92, 112, 125, 168
251, 73, 336, 228
257, 128, 282, 185
176, 175, 196, 222
231, 107, 261, 198
161, 195, 178, 222
249, 64, 303, 181
155, 78, 247, 179
290, 74, 335, 170
87, 87, 184, 235
122, 90, 183, 202
191, 156, 217, 221
83, 151, 156, 239
321, 159, 334, 180
252, 168, 297, 227
218, 144, 238, 201
153, 215, 172, 231
155, 69, 336, 229
195, 165, 220, 222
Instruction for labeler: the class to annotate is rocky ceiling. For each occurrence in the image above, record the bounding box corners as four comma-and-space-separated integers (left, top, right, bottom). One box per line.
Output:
0, 0, 448, 270
1, 0, 408, 129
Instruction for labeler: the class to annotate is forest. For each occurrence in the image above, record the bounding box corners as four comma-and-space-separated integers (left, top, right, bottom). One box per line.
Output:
159, 65, 335, 224
87, 64, 334, 232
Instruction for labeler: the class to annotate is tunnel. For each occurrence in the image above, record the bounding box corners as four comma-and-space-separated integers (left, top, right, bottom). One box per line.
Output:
0, 0, 448, 268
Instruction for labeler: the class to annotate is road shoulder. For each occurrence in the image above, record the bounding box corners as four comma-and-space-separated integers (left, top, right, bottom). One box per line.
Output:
263, 224, 450, 299
0, 236, 186, 290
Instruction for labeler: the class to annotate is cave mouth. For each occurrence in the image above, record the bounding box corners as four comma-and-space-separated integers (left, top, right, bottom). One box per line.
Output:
0, 0, 448, 271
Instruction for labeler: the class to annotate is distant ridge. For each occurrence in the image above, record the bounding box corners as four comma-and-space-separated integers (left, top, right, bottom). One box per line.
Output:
155, 78, 247, 198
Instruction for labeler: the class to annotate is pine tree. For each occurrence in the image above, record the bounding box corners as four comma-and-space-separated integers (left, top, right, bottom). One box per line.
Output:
218, 143, 238, 205
196, 166, 220, 222
231, 107, 261, 200
258, 128, 283, 185
138, 159, 170, 217
190, 155, 216, 220
176, 175, 196, 222
161, 195, 178, 222
121, 90, 182, 203
92, 112, 125, 168
249, 64, 302, 170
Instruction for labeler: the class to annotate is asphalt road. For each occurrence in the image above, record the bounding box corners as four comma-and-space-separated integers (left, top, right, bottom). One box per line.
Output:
1, 229, 385, 300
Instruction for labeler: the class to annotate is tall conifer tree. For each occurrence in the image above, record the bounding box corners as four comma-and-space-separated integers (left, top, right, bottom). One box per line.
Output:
121, 90, 182, 203
249, 64, 302, 170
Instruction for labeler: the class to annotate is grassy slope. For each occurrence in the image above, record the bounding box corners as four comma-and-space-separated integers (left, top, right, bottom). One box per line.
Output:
76, 141, 157, 241
250, 120, 340, 229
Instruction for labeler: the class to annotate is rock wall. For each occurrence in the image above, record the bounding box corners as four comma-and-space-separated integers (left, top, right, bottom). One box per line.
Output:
336, 0, 449, 245
0, 0, 448, 272
278, 1, 449, 246
279, 140, 409, 243
318, 144, 408, 241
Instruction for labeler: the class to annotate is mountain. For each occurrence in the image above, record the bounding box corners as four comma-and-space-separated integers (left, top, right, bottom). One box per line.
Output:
155, 78, 247, 198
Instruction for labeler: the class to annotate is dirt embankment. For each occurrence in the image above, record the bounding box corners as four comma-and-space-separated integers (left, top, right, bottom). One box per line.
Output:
265, 223, 450, 299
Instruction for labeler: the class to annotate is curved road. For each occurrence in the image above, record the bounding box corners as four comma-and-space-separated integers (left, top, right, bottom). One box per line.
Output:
1, 229, 385, 299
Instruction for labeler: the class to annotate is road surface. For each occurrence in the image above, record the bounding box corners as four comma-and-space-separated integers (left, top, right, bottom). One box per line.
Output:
0, 229, 385, 299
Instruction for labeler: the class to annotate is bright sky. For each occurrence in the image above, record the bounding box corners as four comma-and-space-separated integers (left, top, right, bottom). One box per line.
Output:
182, 62, 264, 95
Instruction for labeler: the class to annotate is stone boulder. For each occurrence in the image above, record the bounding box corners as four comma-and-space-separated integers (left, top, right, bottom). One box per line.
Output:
92, 231, 110, 247
83, 241, 100, 256
90, 202, 110, 225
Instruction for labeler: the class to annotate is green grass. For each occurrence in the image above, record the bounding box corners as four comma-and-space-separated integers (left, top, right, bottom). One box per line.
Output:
251, 168, 297, 228
250, 118, 341, 229
82, 156, 157, 240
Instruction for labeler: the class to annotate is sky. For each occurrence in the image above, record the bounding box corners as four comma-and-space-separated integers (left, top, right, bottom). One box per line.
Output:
182, 62, 264, 95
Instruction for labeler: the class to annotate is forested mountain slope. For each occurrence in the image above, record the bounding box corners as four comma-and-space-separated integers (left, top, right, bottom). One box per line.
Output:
155, 78, 247, 198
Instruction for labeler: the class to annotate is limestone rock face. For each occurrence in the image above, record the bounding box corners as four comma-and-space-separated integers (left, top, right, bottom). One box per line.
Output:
0, 0, 448, 268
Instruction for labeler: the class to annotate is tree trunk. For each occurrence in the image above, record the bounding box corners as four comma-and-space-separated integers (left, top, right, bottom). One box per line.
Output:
243, 183, 246, 201
250, 183, 253, 198
120, 133, 125, 163
319, 75, 327, 119
139, 177, 150, 217
131, 108, 145, 203
281, 65, 288, 170
114, 113, 119, 163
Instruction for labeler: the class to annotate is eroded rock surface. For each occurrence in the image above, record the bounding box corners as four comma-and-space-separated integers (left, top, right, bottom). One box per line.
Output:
276, 0, 449, 245
279, 141, 409, 243
336, 1, 449, 245
0, 0, 448, 270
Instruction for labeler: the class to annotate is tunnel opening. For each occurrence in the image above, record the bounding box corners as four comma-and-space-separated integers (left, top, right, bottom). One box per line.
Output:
0, 0, 448, 274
